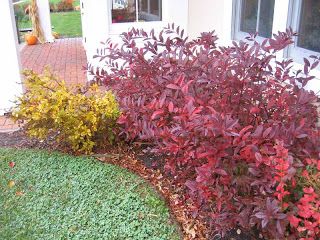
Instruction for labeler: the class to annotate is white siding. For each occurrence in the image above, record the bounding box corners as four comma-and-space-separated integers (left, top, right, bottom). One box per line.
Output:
0, 0, 22, 114
188, 0, 233, 44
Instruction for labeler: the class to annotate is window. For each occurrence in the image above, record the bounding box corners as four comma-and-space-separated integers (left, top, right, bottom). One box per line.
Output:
289, 0, 320, 63
112, 0, 162, 23
233, 0, 320, 67
234, 0, 275, 40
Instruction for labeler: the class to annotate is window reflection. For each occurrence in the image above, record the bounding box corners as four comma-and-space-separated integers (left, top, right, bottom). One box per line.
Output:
298, 0, 320, 52
240, 0, 275, 38
240, 0, 258, 34
112, 0, 162, 23
112, 0, 136, 23
139, 0, 162, 21
258, 0, 275, 38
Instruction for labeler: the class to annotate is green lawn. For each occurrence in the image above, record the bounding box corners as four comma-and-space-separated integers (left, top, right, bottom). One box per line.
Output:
24, 0, 80, 5
16, 0, 82, 38
50, 11, 82, 37
48, 0, 80, 5
52, 0, 80, 5
18, 11, 82, 38
0, 148, 180, 240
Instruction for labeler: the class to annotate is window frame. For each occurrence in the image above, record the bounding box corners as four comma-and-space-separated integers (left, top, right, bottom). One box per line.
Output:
109, 0, 163, 35
139, 0, 162, 21
233, 0, 275, 42
287, 0, 320, 65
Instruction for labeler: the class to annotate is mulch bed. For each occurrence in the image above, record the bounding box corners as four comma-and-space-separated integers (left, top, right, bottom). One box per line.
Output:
0, 130, 263, 240
0, 130, 61, 150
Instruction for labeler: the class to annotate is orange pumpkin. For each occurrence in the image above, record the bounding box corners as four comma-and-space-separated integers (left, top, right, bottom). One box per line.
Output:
25, 34, 38, 45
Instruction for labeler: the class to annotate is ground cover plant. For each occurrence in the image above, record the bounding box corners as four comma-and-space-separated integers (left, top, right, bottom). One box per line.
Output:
12, 69, 120, 154
90, 25, 320, 239
0, 148, 180, 240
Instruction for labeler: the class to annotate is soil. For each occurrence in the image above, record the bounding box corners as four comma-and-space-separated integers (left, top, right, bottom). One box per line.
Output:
0, 130, 65, 151
0, 130, 265, 240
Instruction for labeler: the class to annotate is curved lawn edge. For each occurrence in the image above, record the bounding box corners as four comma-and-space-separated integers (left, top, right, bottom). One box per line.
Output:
0, 148, 181, 240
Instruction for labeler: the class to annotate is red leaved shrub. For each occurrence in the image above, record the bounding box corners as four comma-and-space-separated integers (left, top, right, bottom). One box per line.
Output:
56, 0, 74, 12
89, 25, 320, 239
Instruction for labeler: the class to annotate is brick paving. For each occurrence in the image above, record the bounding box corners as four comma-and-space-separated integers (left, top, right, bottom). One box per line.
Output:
0, 38, 87, 133
0, 116, 20, 133
21, 38, 87, 85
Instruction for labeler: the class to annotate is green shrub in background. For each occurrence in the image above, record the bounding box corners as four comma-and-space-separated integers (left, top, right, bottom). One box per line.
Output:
12, 69, 120, 153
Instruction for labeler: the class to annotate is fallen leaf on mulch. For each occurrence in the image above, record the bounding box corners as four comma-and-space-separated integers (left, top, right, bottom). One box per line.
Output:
185, 223, 197, 238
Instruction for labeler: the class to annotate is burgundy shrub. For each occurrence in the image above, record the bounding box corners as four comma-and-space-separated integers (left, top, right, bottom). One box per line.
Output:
89, 25, 320, 239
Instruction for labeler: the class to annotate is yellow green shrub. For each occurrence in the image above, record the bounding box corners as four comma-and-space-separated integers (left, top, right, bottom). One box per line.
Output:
12, 69, 120, 153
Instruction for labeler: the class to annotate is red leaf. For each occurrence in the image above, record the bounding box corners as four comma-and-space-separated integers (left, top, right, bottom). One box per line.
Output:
252, 125, 263, 138
255, 152, 263, 163
288, 215, 300, 228
174, 74, 185, 87
239, 125, 253, 136
181, 84, 189, 95
303, 187, 314, 194
250, 106, 260, 114
159, 93, 166, 108
303, 58, 310, 67
298, 208, 312, 219
296, 133, 307, 139
9, 162, 15, 168
214, 169, 228, 176
168, 102, 174, 113
151, 110, 164, 120
166, 84, 180, 90
263, 127, 272, 138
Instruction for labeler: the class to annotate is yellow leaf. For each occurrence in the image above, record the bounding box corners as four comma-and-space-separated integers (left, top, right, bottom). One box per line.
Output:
8, 180, 15, 188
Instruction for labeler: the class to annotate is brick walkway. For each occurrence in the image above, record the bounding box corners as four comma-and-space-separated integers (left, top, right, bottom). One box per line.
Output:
21, 38, 87, 85
0, 116, 20, 133
0, 38, 87, 133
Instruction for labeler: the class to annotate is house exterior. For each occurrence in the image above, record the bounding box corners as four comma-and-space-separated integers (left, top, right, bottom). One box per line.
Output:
80, 0, 320, 92
0, 0, 319, 114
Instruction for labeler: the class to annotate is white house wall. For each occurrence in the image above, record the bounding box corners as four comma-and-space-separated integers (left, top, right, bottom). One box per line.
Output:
81, 0, 189, 69
188, 0, 233, 44
0, 0, 22, 114
80, 0, 110, 57
82, 0, 232, 56
81, 0, 319, 94
81, 0, 231, 58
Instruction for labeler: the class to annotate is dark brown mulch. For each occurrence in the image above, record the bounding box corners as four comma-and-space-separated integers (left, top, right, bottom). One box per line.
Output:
0, 130, 264, 240
0, 130, 66, 151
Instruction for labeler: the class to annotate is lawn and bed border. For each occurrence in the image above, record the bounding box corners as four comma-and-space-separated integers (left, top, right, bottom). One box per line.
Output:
0, 147, 182, 240
0, 131, 206, 239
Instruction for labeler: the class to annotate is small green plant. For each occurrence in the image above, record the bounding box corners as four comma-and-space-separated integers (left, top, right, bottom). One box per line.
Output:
12, 69, 120, 153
